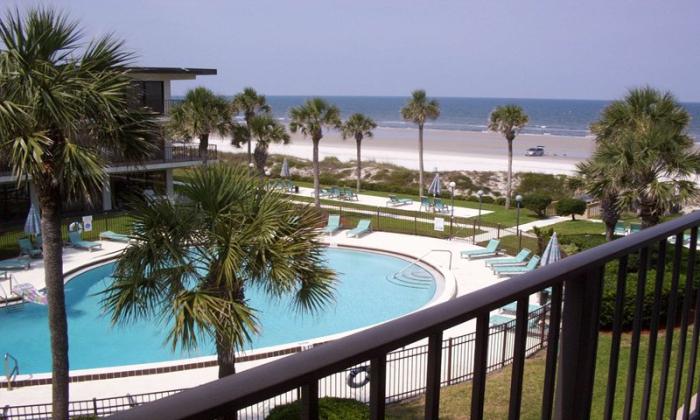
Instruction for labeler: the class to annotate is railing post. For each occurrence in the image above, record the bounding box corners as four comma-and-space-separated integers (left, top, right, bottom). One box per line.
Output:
447, 337, 454, 384
93, 398, 98, 416
501, 323, 509, 368
539, 305, 547, 350
554, 267, 604, 420
497, 223, 501, 239
300, 381, 319, 420
369, 356, 386, 420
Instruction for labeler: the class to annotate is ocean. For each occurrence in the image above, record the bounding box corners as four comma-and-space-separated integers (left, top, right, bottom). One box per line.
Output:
178, 95, 700, 139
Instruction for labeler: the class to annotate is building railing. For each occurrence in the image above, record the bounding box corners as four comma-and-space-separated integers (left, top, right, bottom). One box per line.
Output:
0, 144, 216, 178
109, 210, 700, 420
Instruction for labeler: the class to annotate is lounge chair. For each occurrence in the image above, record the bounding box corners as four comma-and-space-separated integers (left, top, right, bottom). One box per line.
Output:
346, 219, 372, 238
0, 257, 30, 270
343, 188, 358, 201
489, 314, 514, 327
629, 223, 642, 235
460, 239, 500, 259
499, 302, 541, 316
485, 248, 532, 267
494, 256, 541, 277
613, 222, 628, 236
329, 186, 342, 199
18, 238, 42, 258
386, 195, 413, 207
68, 231, 102, 252
99, 231, 131, 243
433, 198, 449, 213
419, 197, 432, 212
322, 215, 341, 234
319, 188, 332, 197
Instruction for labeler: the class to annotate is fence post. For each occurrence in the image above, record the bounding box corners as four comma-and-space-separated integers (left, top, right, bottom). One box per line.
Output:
554, 267, 603, 420
501, 324, 509, 368
93, 398, 98, 416
540, 306, 547, 350
376, 208, 380, 231
447, 337, 453, 384
414, 216, 417, 235
518, 231, 523, 250
497, 224, 501, 239
472, 220, 477, 244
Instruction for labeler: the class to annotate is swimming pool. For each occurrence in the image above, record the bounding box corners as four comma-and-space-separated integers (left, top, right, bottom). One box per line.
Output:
0, 247, 438, 375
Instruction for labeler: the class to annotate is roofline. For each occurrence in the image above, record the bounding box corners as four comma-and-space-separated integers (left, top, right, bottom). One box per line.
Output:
125, 67, 217, 76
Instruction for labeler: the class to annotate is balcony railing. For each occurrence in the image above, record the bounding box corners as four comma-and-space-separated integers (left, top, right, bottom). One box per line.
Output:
0, 144, 216, 177
110, 211, 700, 420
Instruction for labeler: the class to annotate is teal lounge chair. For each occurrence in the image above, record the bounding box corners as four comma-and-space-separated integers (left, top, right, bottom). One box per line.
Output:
99, 231, 131, 243
68, 231, 102, 251
613, 222, 628, 236
343, 188, 358, 201
329, 186, 342, 199
629, 223, 642, 235
433, 198, 449, 213
489, 314, 514, 327
0, 257, 30, 270
485, 248, 532, 267
460, 239, 500, 259
499, 302, 541, 315
18, 238, 42, 258
346, 219, 372, 237
494, 256, 541, 277
386, 195, 413, 207
419, 197, 432, 212
323, 215, 341, 234
319, 187, 332, 197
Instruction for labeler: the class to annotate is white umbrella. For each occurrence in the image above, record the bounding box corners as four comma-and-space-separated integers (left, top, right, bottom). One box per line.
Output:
540, 232, 561, 266
24, 203, 41, 236
280, 158, 290, 178
428, 173, 441, 197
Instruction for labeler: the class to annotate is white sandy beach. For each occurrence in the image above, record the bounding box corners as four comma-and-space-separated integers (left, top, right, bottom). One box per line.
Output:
209, 127, 595, 175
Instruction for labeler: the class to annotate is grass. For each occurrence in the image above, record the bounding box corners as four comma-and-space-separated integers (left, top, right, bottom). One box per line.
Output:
385, 330, 696, 419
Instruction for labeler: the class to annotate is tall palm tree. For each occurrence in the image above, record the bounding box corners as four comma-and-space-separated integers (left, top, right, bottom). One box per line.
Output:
0, 8, 156, 419
231, 87, 271, 164
168, 87, 230, 162
401, 90, 440, 198
588, 87, 700, 227
488, 105, 529, 209
576, 159, 624, 241
102, 164, 335, 380
289, 98, 341, 208
341, 113, 377, 192
248, 114, 290, 175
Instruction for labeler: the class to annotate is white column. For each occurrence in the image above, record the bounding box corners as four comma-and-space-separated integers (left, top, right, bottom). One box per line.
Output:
102, 176, 112, 211
165, 169, 174, 202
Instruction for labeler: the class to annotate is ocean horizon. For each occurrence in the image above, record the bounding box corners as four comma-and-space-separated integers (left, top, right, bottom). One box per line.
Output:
173, 95, 700, 139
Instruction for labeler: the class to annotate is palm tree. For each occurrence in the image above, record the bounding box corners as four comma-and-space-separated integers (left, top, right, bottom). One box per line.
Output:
0, 8, 156, 419
576, 159, 624, 241
168, 87, 230, 162
231, 87, 271, 164
401, 90, 440, 198
102, 164, 335, 380
248, 114, 290, 175
587, 87, 700, 227
341, 113, 377, 192
289, 98, 341, 208
488, 105, 529, 209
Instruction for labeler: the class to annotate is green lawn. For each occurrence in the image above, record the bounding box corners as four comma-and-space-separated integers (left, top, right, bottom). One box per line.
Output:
386, 330, 696, 419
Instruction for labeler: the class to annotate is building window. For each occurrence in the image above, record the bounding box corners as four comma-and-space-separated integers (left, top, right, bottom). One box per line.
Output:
130, 81, 164, 114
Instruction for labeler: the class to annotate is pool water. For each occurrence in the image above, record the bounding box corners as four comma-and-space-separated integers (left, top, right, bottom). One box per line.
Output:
0, 248, 437, 374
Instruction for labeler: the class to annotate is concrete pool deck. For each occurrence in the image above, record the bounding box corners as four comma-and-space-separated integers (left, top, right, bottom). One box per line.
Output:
0, 230, 531, 407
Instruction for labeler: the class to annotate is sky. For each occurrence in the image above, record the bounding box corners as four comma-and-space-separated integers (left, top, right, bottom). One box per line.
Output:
5, 0, 700, 101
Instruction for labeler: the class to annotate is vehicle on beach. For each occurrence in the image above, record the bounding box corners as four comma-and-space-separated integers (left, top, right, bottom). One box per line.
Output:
525, 145, 545, 156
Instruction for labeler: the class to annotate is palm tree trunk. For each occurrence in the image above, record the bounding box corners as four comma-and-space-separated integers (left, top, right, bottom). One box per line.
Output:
505, 139, 513, 209
247, 134, 252, 164
199, 133, 210, 164
601, 196, 619, 241
639, 201, 660, 228
418, 124, 424, 198
246, 114, 253, 164
215, 334, 237, 378
38, 185, 69, 420
356, 137, 362, 192
313, 137, 321, 208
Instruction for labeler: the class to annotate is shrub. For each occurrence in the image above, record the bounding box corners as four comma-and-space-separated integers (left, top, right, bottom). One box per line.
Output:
518, 173, 572, 200
495, 197, 506, 206
521, 193, 552, 217
266, 397, 369, 420
556, 198, 587, 220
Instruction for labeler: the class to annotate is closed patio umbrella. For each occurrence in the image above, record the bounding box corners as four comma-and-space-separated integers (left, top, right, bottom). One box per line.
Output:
427, 173, 441, 197
24, 203, 41, 236
540, 232, 561, 267
280, 158, 290, 178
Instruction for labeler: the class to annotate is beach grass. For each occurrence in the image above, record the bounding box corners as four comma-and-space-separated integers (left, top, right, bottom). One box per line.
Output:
385, 330, 694, 419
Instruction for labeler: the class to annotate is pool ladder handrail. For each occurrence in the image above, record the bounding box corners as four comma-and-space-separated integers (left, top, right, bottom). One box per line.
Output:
393, 249, 453, 280
4, 353, 19, 391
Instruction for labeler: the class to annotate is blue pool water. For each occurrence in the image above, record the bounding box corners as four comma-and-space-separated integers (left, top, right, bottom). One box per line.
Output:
0, 248, 436, 374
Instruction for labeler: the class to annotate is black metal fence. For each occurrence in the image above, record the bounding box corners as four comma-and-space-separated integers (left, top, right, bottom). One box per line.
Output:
109, 211, 700, 420
1, 306, 549, 419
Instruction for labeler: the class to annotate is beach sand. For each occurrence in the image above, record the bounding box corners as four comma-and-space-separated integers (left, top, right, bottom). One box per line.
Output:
211, 127, 595, 175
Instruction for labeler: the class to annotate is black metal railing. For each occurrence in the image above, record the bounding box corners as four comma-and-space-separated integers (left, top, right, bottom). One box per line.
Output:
2, 306, 549, 419
109, 211, 700, 420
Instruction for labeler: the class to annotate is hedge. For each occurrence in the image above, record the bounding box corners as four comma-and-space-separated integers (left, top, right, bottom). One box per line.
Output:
266, 397, 369, 420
